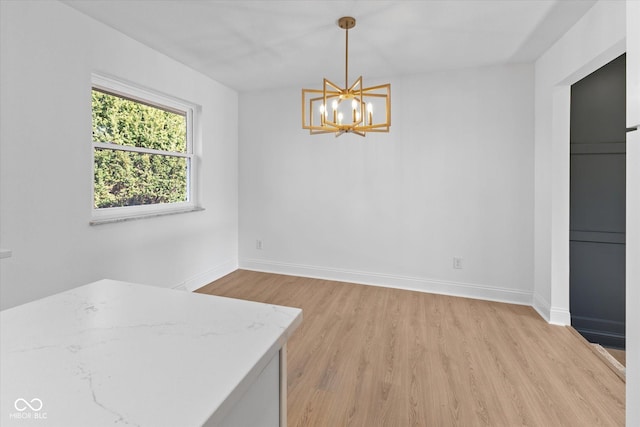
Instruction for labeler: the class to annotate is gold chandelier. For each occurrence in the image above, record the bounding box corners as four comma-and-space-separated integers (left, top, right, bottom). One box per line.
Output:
302, 17, 391, 137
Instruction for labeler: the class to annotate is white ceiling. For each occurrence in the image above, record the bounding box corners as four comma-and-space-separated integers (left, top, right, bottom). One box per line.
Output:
62, 0, 597, 92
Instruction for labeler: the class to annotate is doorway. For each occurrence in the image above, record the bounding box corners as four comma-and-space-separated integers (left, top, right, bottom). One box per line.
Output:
570, 53, 626, 349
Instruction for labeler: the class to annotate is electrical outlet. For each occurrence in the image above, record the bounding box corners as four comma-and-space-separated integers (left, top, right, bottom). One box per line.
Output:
256, 240, 263, 250
453, 257, 463, 269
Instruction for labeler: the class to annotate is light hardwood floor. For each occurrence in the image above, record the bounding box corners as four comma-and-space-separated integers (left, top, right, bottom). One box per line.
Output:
607, 348, 626, 366
196, 270, 625, 426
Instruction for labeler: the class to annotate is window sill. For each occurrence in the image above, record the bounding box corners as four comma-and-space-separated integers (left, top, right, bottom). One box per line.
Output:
90, 206, 204, 226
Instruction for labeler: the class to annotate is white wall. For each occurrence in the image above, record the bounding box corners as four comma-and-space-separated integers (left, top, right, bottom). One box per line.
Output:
0, 1, 238, 309
626, 1, 640, 425
534, 3, 638, 424
533, 0, 625, 324
239, 64, 534, 304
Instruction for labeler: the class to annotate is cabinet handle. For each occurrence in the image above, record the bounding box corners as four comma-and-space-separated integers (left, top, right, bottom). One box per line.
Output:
627, 126, 638, 133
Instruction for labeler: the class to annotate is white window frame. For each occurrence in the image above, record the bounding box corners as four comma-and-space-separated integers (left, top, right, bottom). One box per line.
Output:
90, 74, 200, 224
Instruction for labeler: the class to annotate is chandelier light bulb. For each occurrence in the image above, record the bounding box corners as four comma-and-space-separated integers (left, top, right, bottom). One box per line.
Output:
351, 99, 358, 122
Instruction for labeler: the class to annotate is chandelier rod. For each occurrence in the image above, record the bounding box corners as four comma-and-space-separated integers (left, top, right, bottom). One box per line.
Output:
345, 25, 349, 89
338, 16, 356, 91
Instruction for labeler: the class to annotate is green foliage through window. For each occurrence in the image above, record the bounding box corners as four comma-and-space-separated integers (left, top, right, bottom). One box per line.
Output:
92, 89, 189, 209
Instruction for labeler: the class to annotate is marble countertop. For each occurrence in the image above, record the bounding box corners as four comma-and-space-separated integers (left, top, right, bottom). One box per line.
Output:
0, 279, 302, 426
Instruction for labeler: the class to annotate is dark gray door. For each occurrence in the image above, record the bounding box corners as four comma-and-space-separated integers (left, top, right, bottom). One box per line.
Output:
570, 54, 626, 349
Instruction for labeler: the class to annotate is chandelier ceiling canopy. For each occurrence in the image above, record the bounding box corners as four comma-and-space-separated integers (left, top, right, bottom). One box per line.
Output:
302, 17, 391, 137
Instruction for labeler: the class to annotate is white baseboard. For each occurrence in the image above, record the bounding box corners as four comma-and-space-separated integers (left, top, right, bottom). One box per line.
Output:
532, 292, 551, 322
549, 307, 571, 326
525, 292, 572, 325
173, 259, 238, 292
239, 258, 533, 306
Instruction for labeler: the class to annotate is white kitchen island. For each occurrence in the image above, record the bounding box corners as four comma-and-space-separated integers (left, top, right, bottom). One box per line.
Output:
0, 279, 302, 427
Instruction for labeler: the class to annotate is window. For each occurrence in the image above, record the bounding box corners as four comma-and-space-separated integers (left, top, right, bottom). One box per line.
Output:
91, 75, 199, 223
